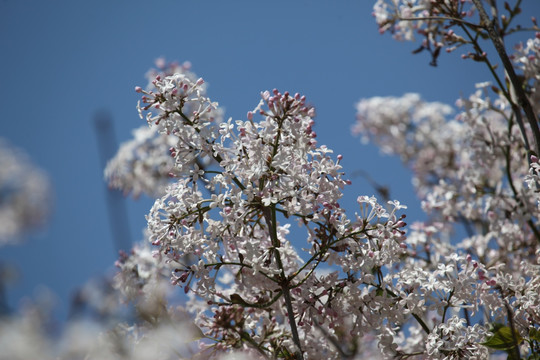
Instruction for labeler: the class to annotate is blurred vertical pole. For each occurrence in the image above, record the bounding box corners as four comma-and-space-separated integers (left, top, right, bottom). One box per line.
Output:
0, 265, 10, 316
93, 110, 131, 255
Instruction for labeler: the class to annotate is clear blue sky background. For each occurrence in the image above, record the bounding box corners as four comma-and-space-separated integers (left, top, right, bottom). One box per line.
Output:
1, 0, 538, 321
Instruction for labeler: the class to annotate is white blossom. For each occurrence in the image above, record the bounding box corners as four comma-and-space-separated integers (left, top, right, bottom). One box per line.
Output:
0, 138, 51, 245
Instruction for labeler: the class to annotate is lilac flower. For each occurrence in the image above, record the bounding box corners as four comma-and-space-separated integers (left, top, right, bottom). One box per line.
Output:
0, 138, 51, 245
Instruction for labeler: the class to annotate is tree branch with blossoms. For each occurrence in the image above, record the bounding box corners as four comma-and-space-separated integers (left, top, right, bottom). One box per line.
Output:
121, 58, 430, 358
3, 2, 540, 359
470, 0, 540, 157
374, 0, 540, 157
101, 2, 540, 358
359, 0, 540, 357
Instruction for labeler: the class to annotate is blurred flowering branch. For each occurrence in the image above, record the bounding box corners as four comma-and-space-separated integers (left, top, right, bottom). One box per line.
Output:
0, 139, 51, 245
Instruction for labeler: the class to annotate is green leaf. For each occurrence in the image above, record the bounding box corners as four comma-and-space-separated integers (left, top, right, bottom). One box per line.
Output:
481, 325, 523, 351
230, 293, 249, 305
529, 327, 540, 342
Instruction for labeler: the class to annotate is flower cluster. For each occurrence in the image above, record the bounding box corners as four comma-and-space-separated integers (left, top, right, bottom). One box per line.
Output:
94, 2, 540, 358
373, 0, 477, 64
105, 54, 540, 360
105, 126, 178, 198
351, 3, 540, 354
0, 138, 51, 245
353, 93, 458, 200
373, 0, 539, 67
105, 64, 425, 358
105, 59, 223, 198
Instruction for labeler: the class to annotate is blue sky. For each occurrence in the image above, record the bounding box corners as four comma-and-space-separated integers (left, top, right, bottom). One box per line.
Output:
1, 0, 538, 321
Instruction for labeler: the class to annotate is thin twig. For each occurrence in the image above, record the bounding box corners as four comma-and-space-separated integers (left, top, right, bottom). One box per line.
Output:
398, 16, 482, 29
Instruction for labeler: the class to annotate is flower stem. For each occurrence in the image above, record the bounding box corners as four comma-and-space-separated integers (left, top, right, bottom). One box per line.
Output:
262, 205, 303, 359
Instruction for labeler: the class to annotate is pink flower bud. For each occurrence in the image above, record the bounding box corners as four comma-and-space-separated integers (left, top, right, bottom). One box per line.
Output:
395, 221, 406, 228
179, 271, 189, 282
135, 86, 142, 93
478, 270, 486, 280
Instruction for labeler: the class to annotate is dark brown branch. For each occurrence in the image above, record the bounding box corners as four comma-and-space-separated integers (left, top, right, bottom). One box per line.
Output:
471, 0, 540, 157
